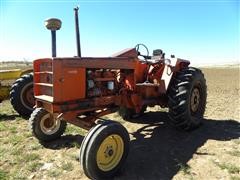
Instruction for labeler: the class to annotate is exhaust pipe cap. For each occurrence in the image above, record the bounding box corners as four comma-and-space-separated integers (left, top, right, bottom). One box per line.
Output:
45, 18, 62, 31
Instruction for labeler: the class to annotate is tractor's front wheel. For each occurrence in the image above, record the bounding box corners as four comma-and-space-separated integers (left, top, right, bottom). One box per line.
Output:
80, 121, 130, 179
168, 67, 207, 131
29, 108, 67, 142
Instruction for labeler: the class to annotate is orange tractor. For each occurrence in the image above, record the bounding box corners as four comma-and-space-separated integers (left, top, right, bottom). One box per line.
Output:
30, 7, 207, 179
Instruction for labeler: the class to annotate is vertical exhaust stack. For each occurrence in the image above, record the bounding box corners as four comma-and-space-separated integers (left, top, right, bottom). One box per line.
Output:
44, 18, 62, 57
74, 6, 81, 58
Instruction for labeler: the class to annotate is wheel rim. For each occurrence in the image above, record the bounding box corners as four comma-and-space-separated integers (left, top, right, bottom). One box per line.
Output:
190, 87, 200, 113
20, 82, 34, 110
96, 134, 124, 172
40, 114, 61, 135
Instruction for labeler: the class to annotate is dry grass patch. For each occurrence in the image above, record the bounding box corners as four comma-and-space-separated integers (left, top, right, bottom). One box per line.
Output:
0, 67, 239, 179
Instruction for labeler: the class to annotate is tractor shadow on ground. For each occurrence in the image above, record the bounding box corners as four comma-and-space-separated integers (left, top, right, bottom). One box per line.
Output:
42, 134, 84, 150
0, 113, 21, 121
116, 111, 240, 180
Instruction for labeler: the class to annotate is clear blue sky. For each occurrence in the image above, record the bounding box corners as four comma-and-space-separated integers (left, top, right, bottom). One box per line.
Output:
0, 0, 239, 65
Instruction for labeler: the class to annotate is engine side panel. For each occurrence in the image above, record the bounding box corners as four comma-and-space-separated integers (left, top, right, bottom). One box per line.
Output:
53, 61, 86, 102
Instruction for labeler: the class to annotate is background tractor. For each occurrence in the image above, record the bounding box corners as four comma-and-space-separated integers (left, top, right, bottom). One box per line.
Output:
29, 7, 207, 179
0, 68, 34, 118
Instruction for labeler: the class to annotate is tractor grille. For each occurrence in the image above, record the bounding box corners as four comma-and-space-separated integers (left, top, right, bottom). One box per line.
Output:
34, 59, 53, 102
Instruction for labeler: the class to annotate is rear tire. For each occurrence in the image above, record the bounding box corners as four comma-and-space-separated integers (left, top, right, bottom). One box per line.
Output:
80, 121, 129, 179
10, 73, 34, 118
29, 108, 67, 142
168, 67, 207, 131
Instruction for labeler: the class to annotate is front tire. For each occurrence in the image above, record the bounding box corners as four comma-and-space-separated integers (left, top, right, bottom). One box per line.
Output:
29, 108, 67, 142
168, 67, 207, 131
80, 121, 130, 179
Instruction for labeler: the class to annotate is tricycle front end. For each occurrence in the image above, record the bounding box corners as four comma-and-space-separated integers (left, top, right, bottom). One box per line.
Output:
29, 7, 206, 179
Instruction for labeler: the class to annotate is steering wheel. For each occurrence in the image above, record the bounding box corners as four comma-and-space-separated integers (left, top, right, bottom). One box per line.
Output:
135, 44, 150, 61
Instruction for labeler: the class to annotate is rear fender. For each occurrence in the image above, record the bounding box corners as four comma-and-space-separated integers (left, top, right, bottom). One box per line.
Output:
161, 58, 190, 92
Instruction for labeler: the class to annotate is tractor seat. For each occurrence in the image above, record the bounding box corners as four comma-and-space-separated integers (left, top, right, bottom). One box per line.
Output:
139, 56, 162, 65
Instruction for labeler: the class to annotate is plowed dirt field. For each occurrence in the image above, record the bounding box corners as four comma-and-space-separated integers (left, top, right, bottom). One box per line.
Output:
0, 66, 239, 180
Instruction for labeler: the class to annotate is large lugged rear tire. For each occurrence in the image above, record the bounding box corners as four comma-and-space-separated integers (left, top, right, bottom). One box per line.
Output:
168, 67, 207, 131
29, 108, 67, 142
10, 73, 34, 118
80, 121, 130, 179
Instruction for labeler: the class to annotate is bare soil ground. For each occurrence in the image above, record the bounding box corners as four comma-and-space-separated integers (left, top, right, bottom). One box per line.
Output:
0, 66, 239, 180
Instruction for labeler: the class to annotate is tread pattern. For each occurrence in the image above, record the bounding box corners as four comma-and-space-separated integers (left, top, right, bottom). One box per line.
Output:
29, 108, 67, 142
168, 67, 207, 131
10, 73, 34, 118
80, 122, 110, 178
80, 121, 130, 179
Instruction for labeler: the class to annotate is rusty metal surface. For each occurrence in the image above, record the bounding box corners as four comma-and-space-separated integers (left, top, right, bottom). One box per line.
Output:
33, 48, 190, 128
53, 57, 137, 69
